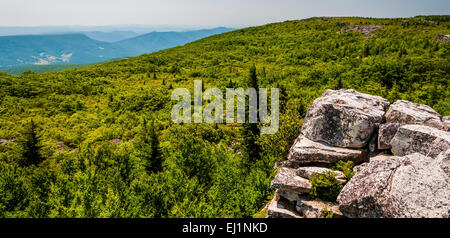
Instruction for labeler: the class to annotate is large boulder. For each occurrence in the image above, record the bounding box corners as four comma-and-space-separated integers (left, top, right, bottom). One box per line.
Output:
270, 167, 312, 196
301, 89, 390, 148
337, 153, 450, 218
390, 125, 450, 158
296, 167, 347, 184
286, 135, 367, 168
385, 100, 444, 130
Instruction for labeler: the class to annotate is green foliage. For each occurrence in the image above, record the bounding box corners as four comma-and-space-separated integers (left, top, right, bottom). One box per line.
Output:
320, 208, 334, 218
330, 160, 355, 179
0, 16, 448, 217
310, 172, 344, 202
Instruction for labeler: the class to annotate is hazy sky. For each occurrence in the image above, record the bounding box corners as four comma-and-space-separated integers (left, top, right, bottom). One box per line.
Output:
1, 0, 449, 27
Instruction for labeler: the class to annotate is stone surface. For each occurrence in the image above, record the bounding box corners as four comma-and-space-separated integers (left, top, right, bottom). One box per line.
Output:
444, 116, 450, 132
296, 197, 344, 218
436, 149, 450, 177
338, 153, 450, 218
270, 167, 312, 195
385, 100, 444, 130
301, 89, 389, 148
296, 167, 347, 184
390, 125, 450, 158
286, 135, 367, 168
378, 123, 401, 150
266, 195, 301, 218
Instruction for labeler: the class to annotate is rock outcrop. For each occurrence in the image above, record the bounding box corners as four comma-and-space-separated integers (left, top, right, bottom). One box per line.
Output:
340, 25, 384, 37
285, 135, 367, 168
390, 125, 450, 158
267, 88, 449, 218
337, 153, 449, 218
301, 89, 390, 148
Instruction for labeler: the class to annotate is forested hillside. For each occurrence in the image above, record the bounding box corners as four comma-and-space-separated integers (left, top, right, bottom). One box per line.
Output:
0, 16, 448, 218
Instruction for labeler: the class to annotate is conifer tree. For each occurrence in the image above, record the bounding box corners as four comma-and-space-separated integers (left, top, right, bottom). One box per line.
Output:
19, 119, 44, 167
137, 118, 163, 173
242, 65, 261, 167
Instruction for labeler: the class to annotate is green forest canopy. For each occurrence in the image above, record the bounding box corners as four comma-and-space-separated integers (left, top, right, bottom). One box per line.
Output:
0, 16, 448, 217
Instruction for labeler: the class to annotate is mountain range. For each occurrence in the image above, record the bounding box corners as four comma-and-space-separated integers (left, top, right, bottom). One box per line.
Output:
0, 27, 234, 68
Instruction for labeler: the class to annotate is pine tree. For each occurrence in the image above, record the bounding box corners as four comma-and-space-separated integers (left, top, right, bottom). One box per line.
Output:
19, 119, 44, 167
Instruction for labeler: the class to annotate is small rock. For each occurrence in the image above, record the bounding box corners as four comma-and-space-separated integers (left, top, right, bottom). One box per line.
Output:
385, 100, 444, 130
296, 197, 344, 218
270, 167, 312, 195
378, 123, 401, 150
110, 139, 122, 144
390, 125, 450, 158
286, 135, 367, 167
267, 195, 301, 218
301, 89, 390, 148
436, 34, 450, 43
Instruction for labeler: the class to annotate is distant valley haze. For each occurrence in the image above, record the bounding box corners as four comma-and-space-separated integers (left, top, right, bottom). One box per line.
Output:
0, 0, 448, 71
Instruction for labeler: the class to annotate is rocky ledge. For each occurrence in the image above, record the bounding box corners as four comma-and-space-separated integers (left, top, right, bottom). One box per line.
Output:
266, 89, 449, 218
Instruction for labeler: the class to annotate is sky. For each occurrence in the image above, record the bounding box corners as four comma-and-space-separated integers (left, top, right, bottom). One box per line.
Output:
1, 0, 449, 27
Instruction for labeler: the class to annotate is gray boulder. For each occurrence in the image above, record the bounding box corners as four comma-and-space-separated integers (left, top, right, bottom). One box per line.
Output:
390, 125, 450, 158
385, 100, 444, 130
270, 167, 312, 195
338, 153, 450, 218
286, 135, 367, 168
378, 123, 401, 150
301, 89, 390, 148
296, 167, 347, 184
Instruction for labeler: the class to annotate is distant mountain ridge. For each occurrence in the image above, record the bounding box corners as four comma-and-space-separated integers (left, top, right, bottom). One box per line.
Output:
0, 27, 234, 68
116, 27, 234, 53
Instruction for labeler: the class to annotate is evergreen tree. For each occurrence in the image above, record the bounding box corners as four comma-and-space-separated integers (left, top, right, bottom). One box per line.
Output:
148, 119, 162, 173
242, 65, 261, 167
19, 119, 44, 167
136, 118, 163, 173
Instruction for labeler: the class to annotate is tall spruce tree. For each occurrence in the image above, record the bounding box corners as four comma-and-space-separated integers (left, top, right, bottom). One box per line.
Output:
242, 65, 261, 167
19, 119, 44, 167
137, 118, 163, 173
